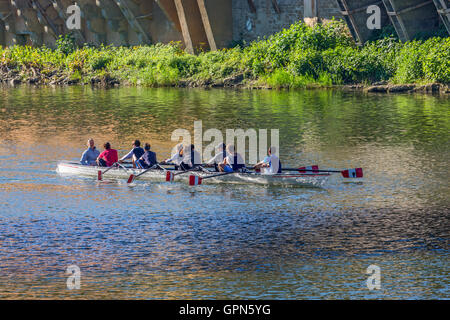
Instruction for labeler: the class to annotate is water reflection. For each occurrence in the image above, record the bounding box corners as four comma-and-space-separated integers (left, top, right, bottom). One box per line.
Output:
0, 87, 448, 299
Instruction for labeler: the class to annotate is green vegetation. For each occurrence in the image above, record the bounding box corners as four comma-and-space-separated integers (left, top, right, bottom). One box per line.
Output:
0, 21, 449, 88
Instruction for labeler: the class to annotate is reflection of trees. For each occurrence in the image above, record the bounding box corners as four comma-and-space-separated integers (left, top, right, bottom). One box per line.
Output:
0, 87, 447, 156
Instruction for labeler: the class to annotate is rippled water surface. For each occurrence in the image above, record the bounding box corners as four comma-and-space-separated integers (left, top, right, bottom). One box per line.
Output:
0, 87, 448, 299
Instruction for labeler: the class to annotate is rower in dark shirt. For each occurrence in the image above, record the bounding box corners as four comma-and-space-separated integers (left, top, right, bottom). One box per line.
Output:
136, 143, 157, 169
119, 140, 145, 168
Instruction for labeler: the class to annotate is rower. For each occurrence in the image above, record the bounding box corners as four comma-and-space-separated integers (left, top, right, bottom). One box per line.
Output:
206, 143, 228, 172
80, 138, 100, 166
254, 146, 282, 174
218, 144, 245, 173
180, 144, 201, 171
161, 143, 184, 170
136, 143, 157, 169
96, 142, 119, 167
119, 140, 145, 168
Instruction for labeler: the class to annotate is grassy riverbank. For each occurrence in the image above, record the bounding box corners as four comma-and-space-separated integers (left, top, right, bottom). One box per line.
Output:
0, 21, 449, 91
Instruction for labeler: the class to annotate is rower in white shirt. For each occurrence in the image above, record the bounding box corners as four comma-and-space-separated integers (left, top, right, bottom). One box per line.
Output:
180, 144, 201, 170
206, 143, 228, 172
254, 146, 282, 174
160, 143, 184, 170
218, 144, 246, 173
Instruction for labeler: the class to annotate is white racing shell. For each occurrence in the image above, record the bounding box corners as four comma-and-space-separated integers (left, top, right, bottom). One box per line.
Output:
56, 161, 330, 188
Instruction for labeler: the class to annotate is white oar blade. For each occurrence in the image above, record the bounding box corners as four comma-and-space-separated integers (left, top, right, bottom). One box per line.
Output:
189, 175, 202, 186
127, 174, 135, 184
341, 168, 363, 178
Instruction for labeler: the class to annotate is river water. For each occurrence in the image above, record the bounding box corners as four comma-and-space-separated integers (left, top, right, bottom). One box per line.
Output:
0, 86, 448, 299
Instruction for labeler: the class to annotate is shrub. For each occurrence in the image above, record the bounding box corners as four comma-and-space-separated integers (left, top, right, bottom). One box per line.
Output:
1, 20, 448, 87
288, 49, 324, 79
393, 41, 425, 83
423, 38, 450, 83
55, 34, 77, 55
264, 69, 293, 88
87, 49, 113, 71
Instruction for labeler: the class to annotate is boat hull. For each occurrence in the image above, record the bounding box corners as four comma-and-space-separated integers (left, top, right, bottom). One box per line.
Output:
56, 161, 330, 187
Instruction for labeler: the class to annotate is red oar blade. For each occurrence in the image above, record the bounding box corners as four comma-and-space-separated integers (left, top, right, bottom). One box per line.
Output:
127, 174, 135, 184
98, 170, 102, 181
341, 168, 363, 178
189, 175, 202, 186
166, 171, 174, 182
298, 165, 319, 173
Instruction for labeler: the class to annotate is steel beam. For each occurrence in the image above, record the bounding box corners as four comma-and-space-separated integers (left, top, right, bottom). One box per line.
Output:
433, 0, 450, 34
113, 0, 152, 44
382, 0, 441, 41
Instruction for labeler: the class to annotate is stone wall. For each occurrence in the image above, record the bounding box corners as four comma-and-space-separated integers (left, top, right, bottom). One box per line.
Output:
232, 0, 341, 43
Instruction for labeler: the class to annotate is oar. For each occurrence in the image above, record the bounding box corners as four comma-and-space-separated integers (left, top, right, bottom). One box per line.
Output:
153, 164, 179, 182
282, 166, 364, 178
98, 162, 120, 181
189, 171, 236, 186
127, 163, 160, 184
127, 164, 203, 184
165, 166, 205, 182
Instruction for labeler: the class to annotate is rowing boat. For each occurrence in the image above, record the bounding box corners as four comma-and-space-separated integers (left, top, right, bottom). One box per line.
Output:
56, 161, 330, 187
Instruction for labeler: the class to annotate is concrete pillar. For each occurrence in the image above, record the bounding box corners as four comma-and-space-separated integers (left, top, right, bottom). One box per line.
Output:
78, 0, 107, 45
304, 0, 318, 18
96, 0, 129, 46
174, 0, 209, 53
149, 1, 183, 44
155, 0, 182, 32
197, 0, 216, 50
11, 0, 45, 45
199, 0, 232, 50
0, 0, 17, 45
113, 0, 152, 45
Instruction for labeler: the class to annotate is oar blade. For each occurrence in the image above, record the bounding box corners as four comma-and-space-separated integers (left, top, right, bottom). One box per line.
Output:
341, 168, 363, 178
189, 175, 202, 186
127, 174, 135, 184
97, 170, 102, 181
166, 171, 174, 182
298, 165, 319, 173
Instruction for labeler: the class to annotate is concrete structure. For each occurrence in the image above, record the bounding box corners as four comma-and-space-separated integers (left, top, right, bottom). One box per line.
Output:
433, 0, 450, 34
336, 0, 390, 44
382, 0, 441, 41
0, 1, 447, 50
233, 0, 340, 43
0, 0, 340, 50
